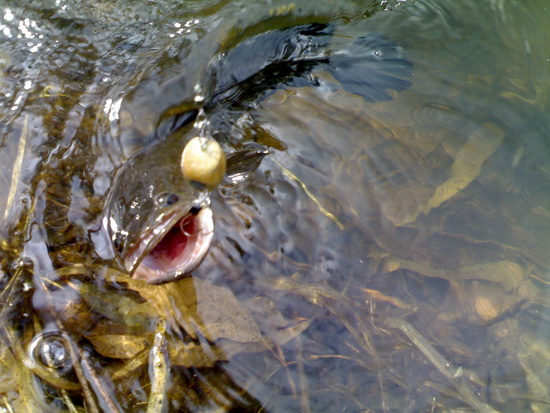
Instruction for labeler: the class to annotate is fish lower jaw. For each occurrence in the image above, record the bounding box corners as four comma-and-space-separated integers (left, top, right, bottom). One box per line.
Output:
131, 207, 214, 284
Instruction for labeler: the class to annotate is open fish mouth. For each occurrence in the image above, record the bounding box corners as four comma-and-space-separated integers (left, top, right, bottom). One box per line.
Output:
127, 207, 214, 284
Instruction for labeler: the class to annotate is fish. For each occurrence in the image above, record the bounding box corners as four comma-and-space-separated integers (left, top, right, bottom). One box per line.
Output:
105, 23, 413, 284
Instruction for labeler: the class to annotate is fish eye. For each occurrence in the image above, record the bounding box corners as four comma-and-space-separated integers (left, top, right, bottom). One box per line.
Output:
189, 205, 201, 215
113, 234, 123, 252
154, 193, 180, 207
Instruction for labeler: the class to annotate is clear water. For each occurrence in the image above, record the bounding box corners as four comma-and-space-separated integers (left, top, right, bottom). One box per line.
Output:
1, 0, 550, 411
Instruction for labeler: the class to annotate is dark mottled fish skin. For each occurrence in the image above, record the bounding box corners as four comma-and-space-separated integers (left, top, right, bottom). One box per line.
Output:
207, 23, 412, 108
106, 23, 413, 281
210, 23, 335, 105
326, 33, 413, 102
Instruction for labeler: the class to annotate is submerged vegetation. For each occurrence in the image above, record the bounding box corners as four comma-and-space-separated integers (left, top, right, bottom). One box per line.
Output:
1, 0, 550, 411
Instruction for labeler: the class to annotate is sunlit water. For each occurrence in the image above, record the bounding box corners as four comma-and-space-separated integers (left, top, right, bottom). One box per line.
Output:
1, 0, 550, 412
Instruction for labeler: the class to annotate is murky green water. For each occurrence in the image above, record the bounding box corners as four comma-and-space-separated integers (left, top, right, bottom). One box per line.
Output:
1, 0, 550, 411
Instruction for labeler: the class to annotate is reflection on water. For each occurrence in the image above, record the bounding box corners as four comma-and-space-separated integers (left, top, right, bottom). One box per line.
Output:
1, 0, 550, 411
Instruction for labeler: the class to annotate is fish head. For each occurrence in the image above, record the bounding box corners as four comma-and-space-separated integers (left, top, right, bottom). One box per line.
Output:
105, 120, 267, 284
107, 161, 214, 284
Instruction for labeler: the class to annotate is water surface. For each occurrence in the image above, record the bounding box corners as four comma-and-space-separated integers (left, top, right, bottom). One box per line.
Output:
1, 0, 550, 411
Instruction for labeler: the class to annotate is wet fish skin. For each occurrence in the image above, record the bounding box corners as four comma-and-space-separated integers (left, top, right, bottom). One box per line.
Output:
209, 23, 335, 106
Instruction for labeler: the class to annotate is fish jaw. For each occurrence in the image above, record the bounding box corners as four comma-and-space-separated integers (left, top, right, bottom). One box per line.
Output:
125, 206, 214, 284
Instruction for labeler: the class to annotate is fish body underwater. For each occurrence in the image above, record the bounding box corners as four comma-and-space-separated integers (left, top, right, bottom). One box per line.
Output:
105, 23, 412, 283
